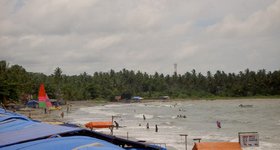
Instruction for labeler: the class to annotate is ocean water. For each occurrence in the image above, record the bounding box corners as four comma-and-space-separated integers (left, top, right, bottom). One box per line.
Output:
66, 99, 280, 150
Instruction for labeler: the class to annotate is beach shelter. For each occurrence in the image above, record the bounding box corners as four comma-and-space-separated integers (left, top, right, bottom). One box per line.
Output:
38, 84, 52, 108
192, 142, 242, 150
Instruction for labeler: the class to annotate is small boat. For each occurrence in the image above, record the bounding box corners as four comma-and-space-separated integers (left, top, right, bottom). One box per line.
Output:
239, 104, 253, 108
85, 121, 113, 129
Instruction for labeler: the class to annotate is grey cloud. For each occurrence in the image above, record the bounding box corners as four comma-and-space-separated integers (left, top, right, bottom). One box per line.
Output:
0, 0, 279, 75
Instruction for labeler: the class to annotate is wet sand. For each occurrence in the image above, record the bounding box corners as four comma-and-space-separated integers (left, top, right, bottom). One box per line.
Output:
15, 100, 98, 123
16, 100, 170, 122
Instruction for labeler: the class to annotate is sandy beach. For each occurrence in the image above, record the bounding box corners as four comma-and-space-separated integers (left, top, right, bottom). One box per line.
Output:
15, 100, 98, 123
16, 99, 171, 123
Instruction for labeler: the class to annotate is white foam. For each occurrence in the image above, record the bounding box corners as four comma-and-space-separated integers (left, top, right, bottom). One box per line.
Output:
80, 107, 116, 116
134, 114, 154, 119
277, 120, 280, 126
67, 100, 280, 150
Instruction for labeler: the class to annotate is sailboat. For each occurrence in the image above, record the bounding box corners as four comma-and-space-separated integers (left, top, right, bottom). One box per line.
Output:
38, 83, 53, 109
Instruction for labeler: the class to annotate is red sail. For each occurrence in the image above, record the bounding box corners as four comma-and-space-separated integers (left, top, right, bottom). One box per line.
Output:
45, 94, 52, 107
38, 83, 47, 102
38, 83, 52, 108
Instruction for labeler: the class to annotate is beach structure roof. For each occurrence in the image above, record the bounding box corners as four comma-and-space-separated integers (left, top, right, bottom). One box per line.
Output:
26, 99, 38, 108
0, 116, 33, 133
2, 136, 125, 150
192, 142, 242, 150
0, 118, 82, 148
0, 109, 26, 118
0, 108, 166, 150
132, 96, 143, 100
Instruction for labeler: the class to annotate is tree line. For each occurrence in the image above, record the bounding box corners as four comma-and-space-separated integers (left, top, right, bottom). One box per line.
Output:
0, 60, 280, 103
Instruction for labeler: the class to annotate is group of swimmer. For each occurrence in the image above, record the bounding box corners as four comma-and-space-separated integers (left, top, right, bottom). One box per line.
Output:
131, 103, 222, 134
176, 104, 221, 129
177, 107, 187, 118
138, 115, 158, 132
239, 104, 253, 108
177, 114, 187, 118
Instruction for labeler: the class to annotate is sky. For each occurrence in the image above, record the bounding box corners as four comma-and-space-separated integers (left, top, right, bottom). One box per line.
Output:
1, 0, 280, 75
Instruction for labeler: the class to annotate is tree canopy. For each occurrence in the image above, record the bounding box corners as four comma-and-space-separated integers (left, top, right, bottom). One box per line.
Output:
0, 60, 279, 103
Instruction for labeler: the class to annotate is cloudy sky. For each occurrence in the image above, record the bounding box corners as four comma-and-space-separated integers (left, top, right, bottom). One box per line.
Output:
1, 0, 280, 75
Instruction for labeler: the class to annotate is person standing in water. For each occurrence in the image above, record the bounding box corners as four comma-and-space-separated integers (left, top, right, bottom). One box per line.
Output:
155, 124, 158, 132
216, 121, 221, 128
143, 115, 146, 120
114, 121, 119, 129
146, 123, 149, 129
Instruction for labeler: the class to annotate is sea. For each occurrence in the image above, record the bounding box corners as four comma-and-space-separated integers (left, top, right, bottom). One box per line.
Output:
66, 99, 280, 150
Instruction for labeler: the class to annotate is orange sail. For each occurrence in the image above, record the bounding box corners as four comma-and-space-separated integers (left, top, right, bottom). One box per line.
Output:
85, 121, 113, 130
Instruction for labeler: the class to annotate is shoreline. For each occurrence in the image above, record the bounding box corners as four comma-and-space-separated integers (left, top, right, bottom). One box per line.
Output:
15, 100, 98, 123
15, 98, 280, 123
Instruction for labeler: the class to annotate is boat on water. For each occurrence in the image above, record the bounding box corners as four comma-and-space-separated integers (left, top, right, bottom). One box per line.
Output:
239, 104, 253, 108
85, 121, 113, 129
0, 107, 166, 150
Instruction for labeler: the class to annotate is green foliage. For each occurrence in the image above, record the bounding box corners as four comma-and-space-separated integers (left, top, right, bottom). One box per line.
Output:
1, 60, 280, 102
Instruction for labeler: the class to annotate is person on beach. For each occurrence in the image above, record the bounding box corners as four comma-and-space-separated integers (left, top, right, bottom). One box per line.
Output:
114, 121, 119, 129
143, 115, 146, 120
61, 111, 64, 118
155, 124, 158, 132
67, 104, 70, 113
28, 111, 32, 119
146, 123, 149, 129
216, 120, 221, 128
